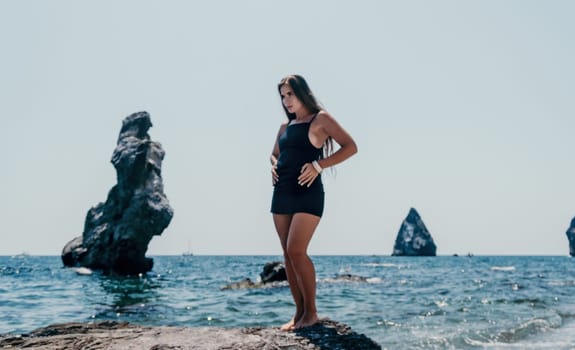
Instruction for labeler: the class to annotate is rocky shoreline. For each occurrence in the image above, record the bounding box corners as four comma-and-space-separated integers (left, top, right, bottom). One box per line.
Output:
0, 319, 381, 350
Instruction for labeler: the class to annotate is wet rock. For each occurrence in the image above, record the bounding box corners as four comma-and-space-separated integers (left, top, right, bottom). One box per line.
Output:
567, 216, 575, 257
260, 261, 287, 283
392, 208, 437, 256
294, 318, 381, 349
61, 111, 173, 275
0, 319, 381, 350
221, 278, 258, 290
223, 262, 288, 290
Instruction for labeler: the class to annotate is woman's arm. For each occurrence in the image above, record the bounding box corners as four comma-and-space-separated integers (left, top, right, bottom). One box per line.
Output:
315, 111, 358, 169
270, 123, 288, 184
298, 111, 357, 187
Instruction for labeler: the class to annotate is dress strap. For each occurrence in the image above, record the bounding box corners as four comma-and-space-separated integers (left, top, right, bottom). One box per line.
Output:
288, 112, 319, 125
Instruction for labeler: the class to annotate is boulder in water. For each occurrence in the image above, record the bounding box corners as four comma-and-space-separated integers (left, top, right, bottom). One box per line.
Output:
260, 261, 287, 283
61, 111, 173, 275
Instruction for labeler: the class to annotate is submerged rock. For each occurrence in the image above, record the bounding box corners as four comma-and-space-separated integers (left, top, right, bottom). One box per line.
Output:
223, 262, 288, 290
0, 319, 382, 350
567, 216, 575, 257
333, 274, 369, 282
61, 112, 173, 275
221, 278, 259, 290
392, 208, 437, 256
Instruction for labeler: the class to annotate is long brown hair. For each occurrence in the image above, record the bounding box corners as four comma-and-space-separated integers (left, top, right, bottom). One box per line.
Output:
278, 74, 334, 159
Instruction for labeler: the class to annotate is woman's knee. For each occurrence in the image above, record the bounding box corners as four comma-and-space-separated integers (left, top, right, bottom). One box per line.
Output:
286, 245, 307, 260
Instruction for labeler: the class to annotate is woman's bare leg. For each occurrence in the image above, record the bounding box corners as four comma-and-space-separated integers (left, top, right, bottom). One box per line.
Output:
286, 212, 321, 329
272, 214, 303, 331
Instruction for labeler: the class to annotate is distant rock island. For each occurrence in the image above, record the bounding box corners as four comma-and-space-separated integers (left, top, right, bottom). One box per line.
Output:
567, 216, 575, 257
62, 111, 173, 275
392, 208, 437, 256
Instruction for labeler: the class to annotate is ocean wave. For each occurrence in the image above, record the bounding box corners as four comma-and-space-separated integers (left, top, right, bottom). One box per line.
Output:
495, 317, 560, 343
0, 266, 35, 275
456, 314, 563, 347
321, 274, 372, 283
491, 266, 516, 272
547, 280, 575, 287
360, 263, 407, 269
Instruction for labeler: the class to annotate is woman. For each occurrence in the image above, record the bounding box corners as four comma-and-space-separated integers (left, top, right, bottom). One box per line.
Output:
270, 74, 358, 330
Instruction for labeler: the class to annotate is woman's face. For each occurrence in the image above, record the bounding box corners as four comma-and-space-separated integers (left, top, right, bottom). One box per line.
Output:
280, 83, 304, 115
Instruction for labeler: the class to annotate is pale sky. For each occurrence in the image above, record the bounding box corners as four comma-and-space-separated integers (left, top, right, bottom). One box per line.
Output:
1, 1, 574, 256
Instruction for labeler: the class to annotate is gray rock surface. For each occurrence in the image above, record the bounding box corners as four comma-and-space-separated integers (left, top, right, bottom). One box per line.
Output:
0, 319, 381, 350
567, 216, 575, 257
62, 111, 173, 275
392, 208, 437, 256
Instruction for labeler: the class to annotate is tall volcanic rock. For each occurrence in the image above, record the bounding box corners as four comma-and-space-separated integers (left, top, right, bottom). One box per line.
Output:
62, 112, 174, 275
392, 208, 437, 256
567, 217, 575, 257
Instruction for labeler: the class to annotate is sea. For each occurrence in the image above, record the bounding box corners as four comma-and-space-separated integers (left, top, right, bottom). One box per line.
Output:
1, 255, 574, 349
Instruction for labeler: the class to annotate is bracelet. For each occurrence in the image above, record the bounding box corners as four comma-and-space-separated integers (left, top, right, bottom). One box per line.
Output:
311, 160, 323, 174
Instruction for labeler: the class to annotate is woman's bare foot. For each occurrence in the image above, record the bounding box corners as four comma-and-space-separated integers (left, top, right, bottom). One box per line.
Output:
280, 318, 295, 331
280, 309, 304, 332
294, 313, 319, 329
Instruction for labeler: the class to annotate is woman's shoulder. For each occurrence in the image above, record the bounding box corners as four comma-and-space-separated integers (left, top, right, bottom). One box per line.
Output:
276, 120, 289, 134
315, 110, 336, 124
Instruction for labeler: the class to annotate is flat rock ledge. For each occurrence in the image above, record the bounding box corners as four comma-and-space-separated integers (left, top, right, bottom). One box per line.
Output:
0, 319, 381, 350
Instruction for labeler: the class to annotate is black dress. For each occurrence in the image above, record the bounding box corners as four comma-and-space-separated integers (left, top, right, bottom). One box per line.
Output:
271, 116, 324, 217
